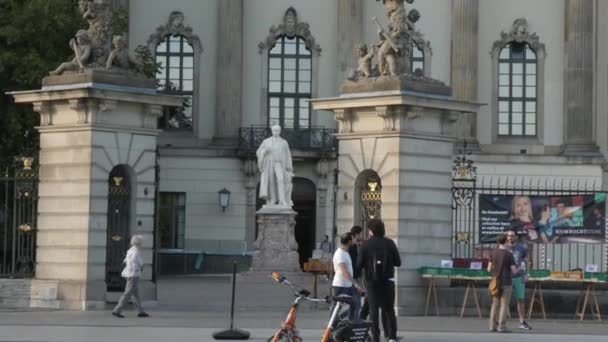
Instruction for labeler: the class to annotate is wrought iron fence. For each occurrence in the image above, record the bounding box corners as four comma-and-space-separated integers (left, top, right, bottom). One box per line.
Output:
451, 145, 606, 273
238, 126, 337, 155
0, 158, 38, 277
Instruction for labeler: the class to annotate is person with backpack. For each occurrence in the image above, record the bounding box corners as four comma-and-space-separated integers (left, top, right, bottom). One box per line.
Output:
356, 219, 401, 342
487, 234, 519, 333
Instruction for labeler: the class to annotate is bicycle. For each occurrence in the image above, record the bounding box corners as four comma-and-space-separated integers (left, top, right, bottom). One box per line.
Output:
269, 272, 372, 342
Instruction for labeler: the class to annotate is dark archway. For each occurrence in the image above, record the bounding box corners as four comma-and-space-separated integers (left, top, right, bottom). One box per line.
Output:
256, 177, 316, 268
354, 170, 382, 236
105, 165, 133, 291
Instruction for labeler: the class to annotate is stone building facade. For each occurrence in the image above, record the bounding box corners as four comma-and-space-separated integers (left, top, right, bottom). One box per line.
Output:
119, 0, 607, 278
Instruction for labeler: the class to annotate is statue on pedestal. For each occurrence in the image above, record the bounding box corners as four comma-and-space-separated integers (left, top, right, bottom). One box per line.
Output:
256, 125, 294, 208
250, 125, 300, 273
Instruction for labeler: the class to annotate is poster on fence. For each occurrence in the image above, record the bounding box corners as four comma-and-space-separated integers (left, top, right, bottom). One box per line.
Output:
479, 194, 606, 244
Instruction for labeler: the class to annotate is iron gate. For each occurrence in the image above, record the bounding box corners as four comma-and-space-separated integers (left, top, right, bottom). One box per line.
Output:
0, 158, 38, 277
451, 147, 606, 272
105, 166, 131, 291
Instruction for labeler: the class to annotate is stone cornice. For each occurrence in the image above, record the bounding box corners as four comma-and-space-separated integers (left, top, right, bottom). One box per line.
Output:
311, 91, 484, 113
9, 86, 183, 108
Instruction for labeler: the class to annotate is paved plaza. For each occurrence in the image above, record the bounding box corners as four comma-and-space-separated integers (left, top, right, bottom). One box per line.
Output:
1, 311, 608, 342
1, 276, 608, 341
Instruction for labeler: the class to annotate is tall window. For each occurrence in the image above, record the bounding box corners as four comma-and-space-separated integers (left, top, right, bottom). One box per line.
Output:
268, 36, 312, 130
156, 35, 194, 129
159, 192, 186, 249
497, 42, 537, 137
410, 44, 424, 74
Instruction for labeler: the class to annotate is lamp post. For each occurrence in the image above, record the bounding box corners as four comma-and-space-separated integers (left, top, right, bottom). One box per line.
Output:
218, 188, 231, 212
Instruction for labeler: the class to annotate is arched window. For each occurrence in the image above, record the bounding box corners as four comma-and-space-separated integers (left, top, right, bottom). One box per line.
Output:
259, 7, 321, 130
491, 18, 545, 143
155, 34, 194, 129
410, 43, 425, 74
268, 36, 312, 129
497, 42, 537, 136
147, 11, 202, 131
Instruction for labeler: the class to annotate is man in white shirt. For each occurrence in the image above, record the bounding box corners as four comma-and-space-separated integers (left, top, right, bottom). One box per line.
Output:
332, 232, 363, 320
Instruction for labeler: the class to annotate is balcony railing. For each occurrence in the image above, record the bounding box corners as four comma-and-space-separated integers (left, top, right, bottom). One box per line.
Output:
238, 126, 337, 155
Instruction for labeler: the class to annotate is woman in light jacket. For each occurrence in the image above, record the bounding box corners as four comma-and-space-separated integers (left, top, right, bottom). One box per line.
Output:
112, 235, 149, 318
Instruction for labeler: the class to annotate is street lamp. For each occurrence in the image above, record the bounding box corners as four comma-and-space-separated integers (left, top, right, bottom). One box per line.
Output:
218, 188, 231, 212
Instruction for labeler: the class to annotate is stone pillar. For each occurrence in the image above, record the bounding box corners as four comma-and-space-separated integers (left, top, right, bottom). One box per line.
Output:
563, 0, 598, 155
451, 0, 479, 148
312, 87, 482, 316
215, 0, 243, 143
10, 71, 182, 310
337, 0, 364, 80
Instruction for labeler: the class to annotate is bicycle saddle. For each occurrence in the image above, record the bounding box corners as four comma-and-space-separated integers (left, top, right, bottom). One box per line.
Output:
332, 294, 353, 304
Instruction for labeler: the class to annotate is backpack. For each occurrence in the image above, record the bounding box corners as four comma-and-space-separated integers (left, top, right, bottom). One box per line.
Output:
366, 246, 388, 283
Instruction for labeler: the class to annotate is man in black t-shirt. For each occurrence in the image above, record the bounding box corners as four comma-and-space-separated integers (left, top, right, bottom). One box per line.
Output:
356, 219, 401, 342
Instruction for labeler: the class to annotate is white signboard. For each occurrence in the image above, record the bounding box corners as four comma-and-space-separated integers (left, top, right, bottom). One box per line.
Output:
470, 261, 483, 270
440, 260, 453, 269
585, 264, 599, 273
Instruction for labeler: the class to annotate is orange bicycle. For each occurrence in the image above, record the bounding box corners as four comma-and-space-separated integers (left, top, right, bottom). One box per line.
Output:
269, 272, 372, 342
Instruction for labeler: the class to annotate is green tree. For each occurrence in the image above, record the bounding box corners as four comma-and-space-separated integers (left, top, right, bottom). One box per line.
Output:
0, 0, 84, 164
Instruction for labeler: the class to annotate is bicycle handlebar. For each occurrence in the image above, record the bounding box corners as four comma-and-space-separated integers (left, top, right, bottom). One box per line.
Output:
270, 273, 328, 303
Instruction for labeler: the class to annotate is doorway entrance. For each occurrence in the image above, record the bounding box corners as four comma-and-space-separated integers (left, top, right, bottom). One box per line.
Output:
256, 177, 316, 268
105, 165, 132, 291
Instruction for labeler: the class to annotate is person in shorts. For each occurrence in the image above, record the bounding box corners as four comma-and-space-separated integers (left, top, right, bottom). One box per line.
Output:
506, 228, 532, 330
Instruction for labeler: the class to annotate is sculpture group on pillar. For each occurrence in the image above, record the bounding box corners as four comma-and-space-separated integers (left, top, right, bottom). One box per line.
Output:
49, 0, 144, 76
350, 0, 420, 80
256, 125, 294, 209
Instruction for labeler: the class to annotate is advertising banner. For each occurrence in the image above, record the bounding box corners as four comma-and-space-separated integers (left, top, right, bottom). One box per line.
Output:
479, 194, 606, 244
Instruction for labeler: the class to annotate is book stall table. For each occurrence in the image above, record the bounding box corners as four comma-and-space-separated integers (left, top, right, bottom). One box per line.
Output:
527, 271, 606, 321
303, 259, 332, 299
420, 268, 491, 318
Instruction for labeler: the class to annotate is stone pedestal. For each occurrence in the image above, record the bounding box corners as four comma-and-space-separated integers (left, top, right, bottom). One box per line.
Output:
9, 70, 182, 310
312, 88, 482, 315
250, 207, 300, 273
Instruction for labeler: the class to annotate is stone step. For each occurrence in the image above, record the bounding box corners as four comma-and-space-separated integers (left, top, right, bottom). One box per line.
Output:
0, 278, 59, 309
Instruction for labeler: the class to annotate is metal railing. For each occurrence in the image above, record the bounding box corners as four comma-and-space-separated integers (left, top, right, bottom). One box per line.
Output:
238, 126, 337, 155
451, 145, 606, 273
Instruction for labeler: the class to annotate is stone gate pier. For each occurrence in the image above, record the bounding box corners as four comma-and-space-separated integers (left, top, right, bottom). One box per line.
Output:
9, 71, 182, 310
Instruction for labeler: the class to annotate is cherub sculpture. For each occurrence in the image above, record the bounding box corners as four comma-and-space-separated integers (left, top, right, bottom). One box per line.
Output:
355, 43, 376, 78
106, 35, 142, 72
49, 30, 92, 75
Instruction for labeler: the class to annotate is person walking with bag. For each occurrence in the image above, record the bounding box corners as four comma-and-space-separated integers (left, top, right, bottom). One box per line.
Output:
356, 219, 401, 342
112, 234, 149, 318
487, 234, 519, 332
